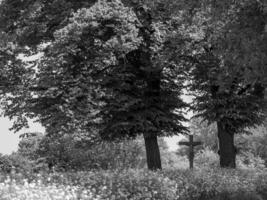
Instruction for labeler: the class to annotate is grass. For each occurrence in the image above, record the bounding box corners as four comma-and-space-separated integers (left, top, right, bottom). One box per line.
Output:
0, 168, 266, 200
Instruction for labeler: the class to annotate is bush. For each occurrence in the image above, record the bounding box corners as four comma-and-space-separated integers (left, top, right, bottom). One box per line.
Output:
162, 152, 189, 169
194, 147, 266, 171
237, 151, 266, 171
25, 134, 145, 171
195, 148, 219, 169
5, 134, 180, 173
36, 136, 148, 171
37, 136, 175, 171
0, 154, 12, 173
0, 153, 34, 174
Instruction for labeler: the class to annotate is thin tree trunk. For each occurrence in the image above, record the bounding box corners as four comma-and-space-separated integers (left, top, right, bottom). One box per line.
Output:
217, 121, 236, 168
143, 134, 162, 170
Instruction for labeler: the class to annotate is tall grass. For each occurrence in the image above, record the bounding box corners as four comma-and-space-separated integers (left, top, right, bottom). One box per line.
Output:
0, 168, 266, 200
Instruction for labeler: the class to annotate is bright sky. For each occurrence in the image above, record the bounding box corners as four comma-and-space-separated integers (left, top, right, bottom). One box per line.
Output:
0, 117, 45, 155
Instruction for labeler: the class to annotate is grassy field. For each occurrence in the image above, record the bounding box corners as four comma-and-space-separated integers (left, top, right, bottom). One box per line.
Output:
0, 168, 266, 200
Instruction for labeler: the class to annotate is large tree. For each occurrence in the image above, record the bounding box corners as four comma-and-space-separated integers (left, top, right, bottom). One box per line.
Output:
0, 0, 189, 170
172, 0, 267, 168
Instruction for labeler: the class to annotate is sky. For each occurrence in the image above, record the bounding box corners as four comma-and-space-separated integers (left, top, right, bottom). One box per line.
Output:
0, 117, 45, 155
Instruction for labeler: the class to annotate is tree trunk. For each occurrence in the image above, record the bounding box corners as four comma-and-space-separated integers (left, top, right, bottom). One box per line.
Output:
217, 121, 236, 168
144, 134, 162, 170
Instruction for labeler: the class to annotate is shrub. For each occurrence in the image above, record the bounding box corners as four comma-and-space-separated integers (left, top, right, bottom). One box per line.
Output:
194, 147, 266, 171
195, 148, 220, 169
37, 136, 173, 171
64, 138, 147, 170
6, 153, 36, 175
0, 153, 34, 175
0, 154, 12, 173
237, 151, 266, 171
162, 152, 189, 169
32, 135, 148, 171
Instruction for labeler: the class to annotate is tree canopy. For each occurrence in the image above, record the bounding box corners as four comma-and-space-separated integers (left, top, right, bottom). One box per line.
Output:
164, 0, 267, 167
0, 0, 266, 169
0, 0, 192, 170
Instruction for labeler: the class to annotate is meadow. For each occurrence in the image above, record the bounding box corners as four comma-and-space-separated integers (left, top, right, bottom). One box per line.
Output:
0, 167, 266, 200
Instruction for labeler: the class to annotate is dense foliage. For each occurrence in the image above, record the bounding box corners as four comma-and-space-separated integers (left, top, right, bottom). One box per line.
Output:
14, 132, 182, 171
164, 0, 267, 167
1, 4, 267, 200
0, 0, 193, 170
237, 125, 267, 166
179, 118, 267, 168
0, 168, 266, 200
0, 0, 266, 173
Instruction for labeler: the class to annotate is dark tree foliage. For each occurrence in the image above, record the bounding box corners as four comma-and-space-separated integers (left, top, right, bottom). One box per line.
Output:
161, 0, 267, 168
1, 0, 266, 170
0, 0, 97, 47
0, 0, 189, 170
186, 1, 267, 168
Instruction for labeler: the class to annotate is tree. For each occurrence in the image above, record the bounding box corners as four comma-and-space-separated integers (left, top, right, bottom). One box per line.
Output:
166, 0, 267, 168
194, 2, 266, 168
0, 0, 189, 170
185, 117, 267, 169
